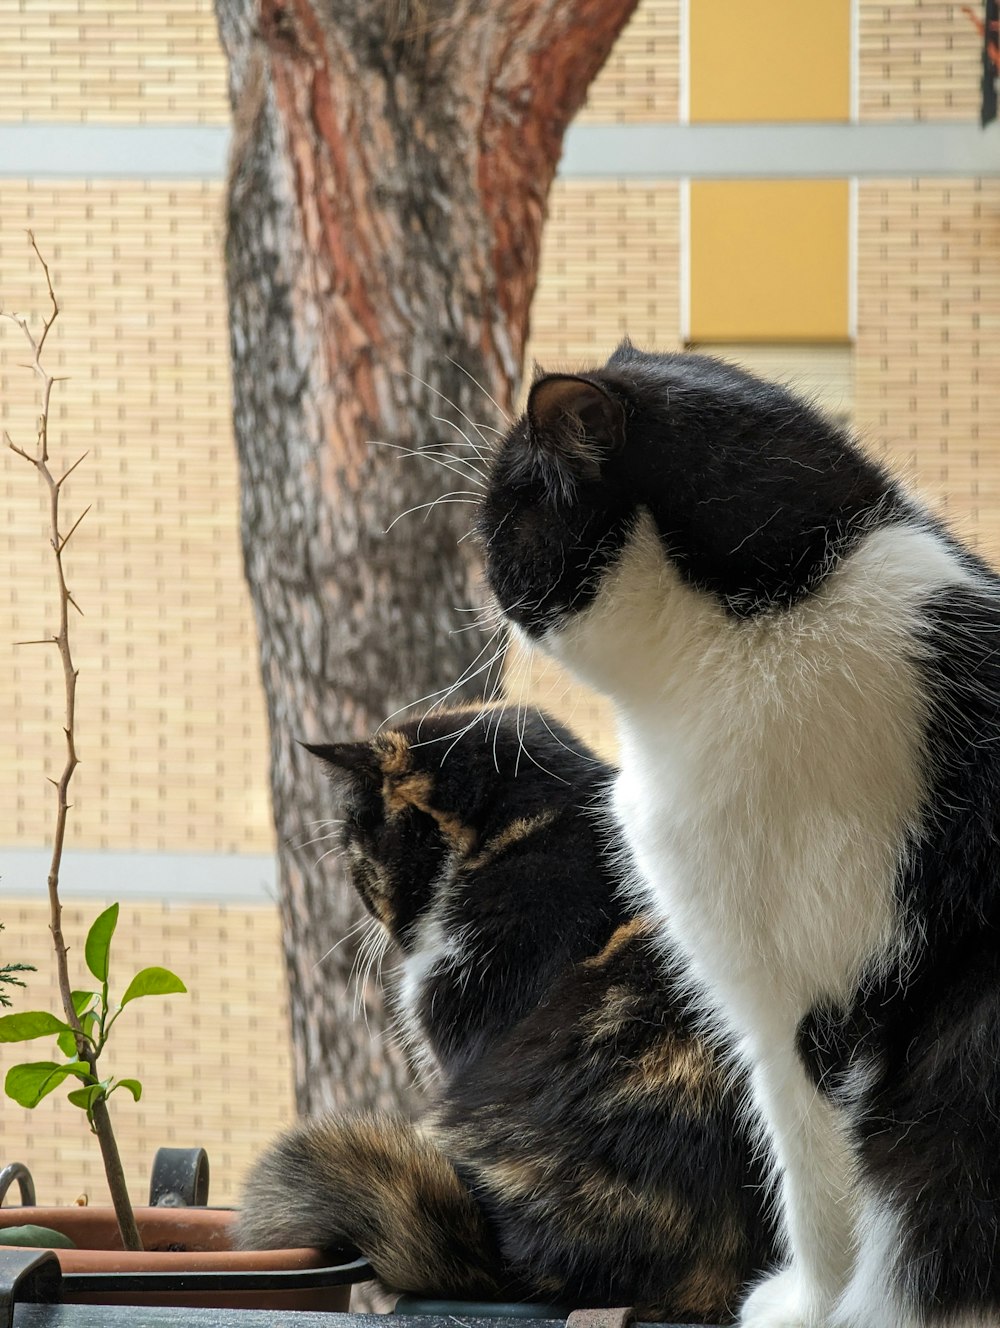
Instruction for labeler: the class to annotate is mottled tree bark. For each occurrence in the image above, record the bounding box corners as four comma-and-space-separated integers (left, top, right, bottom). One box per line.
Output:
214, 0, 638, 1116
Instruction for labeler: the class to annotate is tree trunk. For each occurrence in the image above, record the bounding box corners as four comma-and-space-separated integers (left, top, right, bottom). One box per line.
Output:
214, 0, 638, 1117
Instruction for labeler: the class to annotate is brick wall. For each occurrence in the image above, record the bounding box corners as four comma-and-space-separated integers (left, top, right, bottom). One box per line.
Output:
1, 184, 272, 855
0, 0, 229, 124
856, 179, 1000, 562
858, 0, 982, 120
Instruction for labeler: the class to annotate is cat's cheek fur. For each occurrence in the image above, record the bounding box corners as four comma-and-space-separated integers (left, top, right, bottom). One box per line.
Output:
544, 513, 977, 1325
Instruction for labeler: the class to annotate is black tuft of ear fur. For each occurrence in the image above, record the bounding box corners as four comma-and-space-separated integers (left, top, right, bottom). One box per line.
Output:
607, 334, 636, 363
301, 741, 379, 782
526, 375, 624, 487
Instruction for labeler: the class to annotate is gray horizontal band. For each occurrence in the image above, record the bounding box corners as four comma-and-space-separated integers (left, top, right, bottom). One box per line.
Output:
561, 121, 1000, 178
0, 125, 230, 179
0, 121, 997, 180
2, 848, 277, 904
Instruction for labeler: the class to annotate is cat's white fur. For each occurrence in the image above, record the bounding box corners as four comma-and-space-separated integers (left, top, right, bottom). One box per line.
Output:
541, 509, 978, 1328
394, 862, 465, 1081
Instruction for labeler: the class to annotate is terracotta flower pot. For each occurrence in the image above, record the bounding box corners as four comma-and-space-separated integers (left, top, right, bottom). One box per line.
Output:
0, 1205, 370, 1311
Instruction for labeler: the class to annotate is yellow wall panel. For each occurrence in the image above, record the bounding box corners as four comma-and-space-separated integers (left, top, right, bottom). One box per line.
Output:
689, 0, 852, 122
689, 180, 851, 341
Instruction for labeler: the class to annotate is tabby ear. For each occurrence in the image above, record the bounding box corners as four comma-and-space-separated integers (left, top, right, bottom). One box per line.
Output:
301, 741, 379, 783
526, 374, 624, 484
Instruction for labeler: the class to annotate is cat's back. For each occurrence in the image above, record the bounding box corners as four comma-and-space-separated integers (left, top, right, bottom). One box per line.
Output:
437, 912, 777, 1319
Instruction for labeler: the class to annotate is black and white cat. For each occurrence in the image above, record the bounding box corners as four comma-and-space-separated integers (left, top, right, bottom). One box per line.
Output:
478, 341, 1000, 1328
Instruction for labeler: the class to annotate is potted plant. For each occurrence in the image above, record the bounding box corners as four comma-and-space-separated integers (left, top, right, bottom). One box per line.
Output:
0, 236, 370, 1312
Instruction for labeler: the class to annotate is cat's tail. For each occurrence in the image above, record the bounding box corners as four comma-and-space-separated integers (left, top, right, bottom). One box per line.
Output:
235, 1113, 511, 1300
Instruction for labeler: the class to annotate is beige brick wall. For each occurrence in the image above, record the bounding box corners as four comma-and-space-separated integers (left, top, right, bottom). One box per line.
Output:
1, 184, 273, 854
856, 178, 1000, 565
578, 0, 681, 123
0, 2, 984, 131
0, 0, 230, 124
0, 899, 294, 1207
528, 180, 682, 367
858, 1, 983, 121
0, 0, 676, 129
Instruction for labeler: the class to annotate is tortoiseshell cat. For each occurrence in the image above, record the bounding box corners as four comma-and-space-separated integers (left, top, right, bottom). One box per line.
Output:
478, 342, 1000, 1328
238, 708, 778, 1320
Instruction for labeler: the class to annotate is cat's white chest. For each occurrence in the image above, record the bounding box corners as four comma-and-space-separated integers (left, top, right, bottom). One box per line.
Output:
553, 520, 971, 1044
614, 704, 908, 1044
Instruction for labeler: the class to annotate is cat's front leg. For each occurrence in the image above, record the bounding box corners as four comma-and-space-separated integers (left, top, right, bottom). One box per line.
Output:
741, 1267, 832, 1328
740, 1046, 857, 1328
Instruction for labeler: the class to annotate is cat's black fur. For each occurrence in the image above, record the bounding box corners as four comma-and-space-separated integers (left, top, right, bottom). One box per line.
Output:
476, 341, 1000, 1326
481, 344, 911, 624
238, 708, 778, 1320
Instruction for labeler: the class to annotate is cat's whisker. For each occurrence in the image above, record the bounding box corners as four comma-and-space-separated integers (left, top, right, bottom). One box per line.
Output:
535, 706, 602, 765
369, 439, 487, 487
290, 826, 345, 851
437, 698, 496, 767
312, 913, 371, 970
355, 925, 391, 1035
383, 493, 481, 534
429, 413, 490, 469
513, 670, 531, 780
449, 599, 507, 636
490, 697, 505, 774
314, 842, 346, 867
445, 355, 511, 426
512, 681, 571, 787
379, 625, 507, 732
345, 915, 378, 999
429, 635, 510, 766
402, 369, 501, 450
351, 919, 383, 1022
412, 642, 510, 739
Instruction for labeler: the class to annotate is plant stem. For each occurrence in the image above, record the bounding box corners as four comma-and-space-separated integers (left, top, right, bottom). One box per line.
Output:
5, 234, 143, 1252
91, 1096, 142, 1250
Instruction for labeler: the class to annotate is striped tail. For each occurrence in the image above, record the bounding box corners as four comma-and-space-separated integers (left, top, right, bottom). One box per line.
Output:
235, 1113, 511, 1300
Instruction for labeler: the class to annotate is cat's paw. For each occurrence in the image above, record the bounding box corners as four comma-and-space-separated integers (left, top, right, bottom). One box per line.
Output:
740, 1268, 830, 1328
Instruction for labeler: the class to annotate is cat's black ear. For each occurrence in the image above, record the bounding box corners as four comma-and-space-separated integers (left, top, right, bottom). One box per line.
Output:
607, 335, 637, 365
301, 741, 379, 782
526, 375, 624, 482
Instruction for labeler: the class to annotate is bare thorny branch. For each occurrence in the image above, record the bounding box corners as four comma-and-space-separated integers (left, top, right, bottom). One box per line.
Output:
3, 232, 142, 1251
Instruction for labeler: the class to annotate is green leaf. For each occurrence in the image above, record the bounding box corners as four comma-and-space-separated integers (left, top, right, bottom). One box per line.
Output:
59, 1011, 98, 1058
84, 904, 119, 983
67, 1083, 106, 1112
71, 990, 98, 1017
0, 1011, 73, 1043
4, 1060, 91, 1109
120, 967, 186, 1006
113, 1078, 142, 1102
0, 1225, 76, 1249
